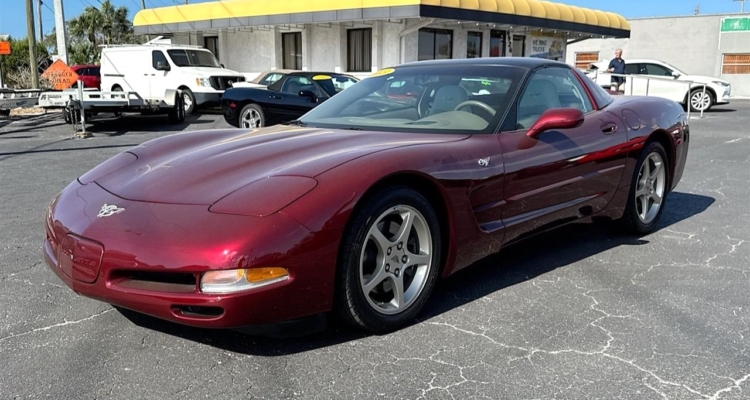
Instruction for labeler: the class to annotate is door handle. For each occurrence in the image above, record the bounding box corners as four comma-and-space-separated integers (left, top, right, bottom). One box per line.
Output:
270, 95, 282, 100
600, 122, 619, 134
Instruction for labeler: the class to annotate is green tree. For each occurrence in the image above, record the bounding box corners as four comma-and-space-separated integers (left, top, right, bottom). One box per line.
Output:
67, 0, 139, 63
0, 37, 51, 88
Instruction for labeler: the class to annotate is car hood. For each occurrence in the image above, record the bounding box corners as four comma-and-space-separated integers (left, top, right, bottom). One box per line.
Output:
677, 75, 727, 85
178, 66, 243, 77
96, 125, 468, 205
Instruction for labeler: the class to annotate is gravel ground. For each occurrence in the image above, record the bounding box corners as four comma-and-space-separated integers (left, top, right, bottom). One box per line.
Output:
1, 102, 749, 400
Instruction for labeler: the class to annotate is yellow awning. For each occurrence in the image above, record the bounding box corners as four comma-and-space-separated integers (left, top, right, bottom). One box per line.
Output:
134, 0, 629, 36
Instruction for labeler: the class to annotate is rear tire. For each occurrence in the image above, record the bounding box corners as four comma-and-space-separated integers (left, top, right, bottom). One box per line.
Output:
168, 91, 186, 124
619, 142, 669, 234
239, 103, 265, 128
334, 187, 442, 333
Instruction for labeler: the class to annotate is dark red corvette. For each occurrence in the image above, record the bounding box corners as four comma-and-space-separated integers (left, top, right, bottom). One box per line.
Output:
44, 58, 688, 333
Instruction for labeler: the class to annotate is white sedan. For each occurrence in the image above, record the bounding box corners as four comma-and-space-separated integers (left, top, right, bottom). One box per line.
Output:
586, 59, 731, 111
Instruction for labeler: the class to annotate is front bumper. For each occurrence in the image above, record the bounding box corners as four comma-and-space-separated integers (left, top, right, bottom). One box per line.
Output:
43, 180, 335, 329
194, 92, 223, 107
717, 85, 731, 105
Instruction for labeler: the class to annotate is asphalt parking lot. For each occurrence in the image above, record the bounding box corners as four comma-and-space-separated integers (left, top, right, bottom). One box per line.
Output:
1, 102, 749, 400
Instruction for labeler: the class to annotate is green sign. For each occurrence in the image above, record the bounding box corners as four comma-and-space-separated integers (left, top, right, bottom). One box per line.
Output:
721, 17, 750, 32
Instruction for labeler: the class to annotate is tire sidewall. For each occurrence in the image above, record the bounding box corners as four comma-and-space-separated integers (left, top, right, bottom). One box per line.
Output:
336, 187, 442, 332
689, 89, 713, 112
240, 104, 264, 128
182, 89, 196, 114
624, 142, 670, 233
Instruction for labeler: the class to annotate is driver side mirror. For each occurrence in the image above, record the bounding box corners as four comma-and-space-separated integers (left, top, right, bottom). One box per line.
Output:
299, 90, 318, 102
526, 108, 584, 139
155, 62, 170, 72
671, 70, 680, 79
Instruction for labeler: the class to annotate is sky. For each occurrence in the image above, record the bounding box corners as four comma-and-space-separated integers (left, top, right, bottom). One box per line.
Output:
0, 0, 747, 39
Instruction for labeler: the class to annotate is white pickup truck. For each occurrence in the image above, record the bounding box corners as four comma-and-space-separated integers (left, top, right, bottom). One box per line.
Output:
586, 59, 731, 112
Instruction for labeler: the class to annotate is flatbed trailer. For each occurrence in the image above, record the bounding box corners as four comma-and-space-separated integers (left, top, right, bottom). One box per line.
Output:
38, 87, 185, 126
0, 89, 43, 115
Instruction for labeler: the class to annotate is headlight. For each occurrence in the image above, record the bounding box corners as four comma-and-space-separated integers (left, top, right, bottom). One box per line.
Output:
711, 81, 730, 87
78, 152, 138, 185
196, 78, 212, 87
209, 176, 317, 216
200, 267, 289, 293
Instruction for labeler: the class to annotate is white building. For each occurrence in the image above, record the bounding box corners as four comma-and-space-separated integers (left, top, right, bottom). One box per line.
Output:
133, 0, 630, 79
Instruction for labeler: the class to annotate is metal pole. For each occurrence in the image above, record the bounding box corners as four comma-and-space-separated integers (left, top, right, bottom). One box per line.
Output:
701, 84, 707, 118
26, 0, 40, 88
53, 0, 68, 64
77, 80, 87, 136
37, 0, 44, 41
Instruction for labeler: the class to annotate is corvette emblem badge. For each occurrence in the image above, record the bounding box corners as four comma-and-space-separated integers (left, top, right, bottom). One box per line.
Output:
478, 157, 491, 167
97, 204, 125, 218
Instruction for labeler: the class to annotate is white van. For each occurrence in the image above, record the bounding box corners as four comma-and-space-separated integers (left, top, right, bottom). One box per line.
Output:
100, 43, 245, 114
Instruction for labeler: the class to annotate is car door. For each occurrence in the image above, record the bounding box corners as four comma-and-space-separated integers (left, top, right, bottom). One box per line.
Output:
641, 62, 686, 102
149, 50, 170, 101
268, 76, 324, 121
498, 66, 627, 244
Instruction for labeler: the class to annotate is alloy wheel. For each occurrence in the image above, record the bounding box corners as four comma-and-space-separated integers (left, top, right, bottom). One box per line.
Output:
690, 91, 711, 111
183, 93, 193, 112
635, 152, 666, 224
241, 108, 262, 128
359, 205, 432, 315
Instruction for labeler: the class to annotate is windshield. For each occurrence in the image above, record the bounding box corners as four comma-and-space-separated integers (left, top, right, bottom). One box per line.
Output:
299, 65, 527, 133
167, 49, 221, 68
314, 75, 360, 96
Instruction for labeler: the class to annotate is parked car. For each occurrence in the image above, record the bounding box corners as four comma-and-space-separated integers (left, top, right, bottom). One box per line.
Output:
231, 69, 299, 89
71, 65, 101, 89
586, 59, 731, 111
221, 71, 359, 128
43, 58, 689, 334
100, 43, 246, 114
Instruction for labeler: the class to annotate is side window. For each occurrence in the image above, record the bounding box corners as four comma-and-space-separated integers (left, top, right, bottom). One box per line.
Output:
260, 73, 283, 85
90, 67, 100, 76
78, 68, 89, 76
517, 68, 593, 129
644, 63, 672, 76
281, 76, 320, 96
624, 63, 639, 75
152, 51, 169, 70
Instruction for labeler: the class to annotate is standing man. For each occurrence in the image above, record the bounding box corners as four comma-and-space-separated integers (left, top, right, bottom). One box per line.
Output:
608, 49, 626, 91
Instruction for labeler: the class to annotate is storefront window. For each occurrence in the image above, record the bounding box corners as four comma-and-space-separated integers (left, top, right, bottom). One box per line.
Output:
467, 31, 482, 58
282, 32, 302, 70
490, 30, 505, 57
418, 28, 453, 61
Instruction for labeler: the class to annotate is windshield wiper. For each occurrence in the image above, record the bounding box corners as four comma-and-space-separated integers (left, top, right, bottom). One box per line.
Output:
285, 120, 308, 127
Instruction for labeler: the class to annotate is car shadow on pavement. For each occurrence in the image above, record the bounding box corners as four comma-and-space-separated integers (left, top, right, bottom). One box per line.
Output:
85, 114, 215, 136
0, 113, 63, 136
117, 191, 714, 354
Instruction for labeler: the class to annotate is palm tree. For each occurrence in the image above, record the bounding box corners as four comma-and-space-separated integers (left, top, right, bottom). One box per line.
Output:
68, 0, 136, 61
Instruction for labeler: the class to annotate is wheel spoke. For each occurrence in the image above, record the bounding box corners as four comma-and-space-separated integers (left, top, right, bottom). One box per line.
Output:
649, 160, 662, 180
393, 210, 414, 244
642, 160, 651, 181
369, 228, 393, 252
407, 251, 430, 266
651, 192, 662, 205
635, 187, 648, 198
639, 195, 649, 220
390, 275, 405, 308
363, 266, 388, 294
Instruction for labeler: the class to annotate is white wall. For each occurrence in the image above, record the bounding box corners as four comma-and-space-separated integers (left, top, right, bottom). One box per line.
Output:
566, 14, 750, 97
223, 29, 277, 72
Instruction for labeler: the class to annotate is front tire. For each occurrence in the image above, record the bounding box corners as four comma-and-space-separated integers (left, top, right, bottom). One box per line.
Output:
619, 142, 669, 234
239, 103, 265, 128
335, 187, 442, 332
688, 88, 714, 112
181, 88, 196, 114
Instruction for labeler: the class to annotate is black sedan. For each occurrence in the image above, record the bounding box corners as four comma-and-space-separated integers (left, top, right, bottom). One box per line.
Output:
221, 72, 359, 128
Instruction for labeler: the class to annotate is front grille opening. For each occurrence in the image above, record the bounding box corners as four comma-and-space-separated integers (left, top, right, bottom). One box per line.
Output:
110, 270, 197, 293
172, 305, 224, 318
